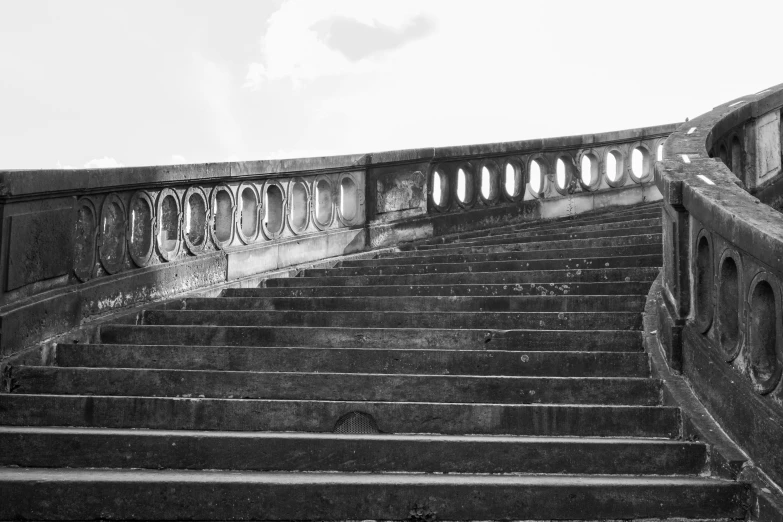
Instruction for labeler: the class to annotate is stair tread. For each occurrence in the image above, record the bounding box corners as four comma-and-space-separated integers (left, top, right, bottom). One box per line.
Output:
0, 468, 736, 486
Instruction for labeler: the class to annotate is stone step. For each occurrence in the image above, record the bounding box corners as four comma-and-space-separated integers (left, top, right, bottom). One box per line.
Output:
225, 281, 654, 298
266, 267, 661, 288
140, 309, 643, 330
0, 394, 681, 436
378, 234, 662, 258
339, 243, 661, 267
303, 254, 660, 278
412, 228, 661, 251
53, 345, 651, 376
426, 223, 662, 249
10, 367, 662, 406
411, 207, 662, 247
420, 215, 662, 245
428, 218, 662, 247
0, 469, 745, 521
99, 324, 643, 351
0, 427, 706, 475
170, 294, 648, 313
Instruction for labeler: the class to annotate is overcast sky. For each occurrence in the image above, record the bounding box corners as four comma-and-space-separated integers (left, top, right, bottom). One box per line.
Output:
1, 0, 781, 170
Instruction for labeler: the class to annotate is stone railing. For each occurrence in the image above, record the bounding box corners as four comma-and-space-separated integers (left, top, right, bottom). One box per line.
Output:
0, 124, 673, 359
656, 82, 783, 489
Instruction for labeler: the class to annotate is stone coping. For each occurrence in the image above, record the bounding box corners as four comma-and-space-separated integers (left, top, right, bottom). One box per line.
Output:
656, 82, 783, 271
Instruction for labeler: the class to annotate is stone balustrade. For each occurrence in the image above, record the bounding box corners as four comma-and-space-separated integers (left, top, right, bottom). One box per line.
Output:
655, 82, 783, 489
0, 124, 673, 358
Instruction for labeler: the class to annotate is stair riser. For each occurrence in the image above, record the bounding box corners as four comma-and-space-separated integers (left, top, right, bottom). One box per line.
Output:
141, 310, 643, 331
54, 345, 651, 376
413, 229, 661, 251
340, 243, 661, 267
12, 367, 662, 406
0, 478, 745, 521
421, 215, 662, 244
99, 325, 643, 352
388, 235, 662, 259
395, 233, 662, 256
0, 431, 705, 474
224, 281, 654, 298
0, 395, 681, 437
265, 267, 661, 288
173, 295, 648, 313
306, 255, 661, 278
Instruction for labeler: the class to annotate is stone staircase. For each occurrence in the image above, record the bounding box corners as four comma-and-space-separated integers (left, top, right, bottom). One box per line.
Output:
0, 202, 748, 520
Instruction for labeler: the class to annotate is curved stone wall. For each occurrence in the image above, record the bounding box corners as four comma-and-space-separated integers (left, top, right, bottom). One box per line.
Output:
656, 82, 783, 489
0, 124, 672, 358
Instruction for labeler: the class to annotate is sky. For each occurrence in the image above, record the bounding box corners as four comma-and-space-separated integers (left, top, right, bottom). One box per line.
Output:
1, 0, 781, 170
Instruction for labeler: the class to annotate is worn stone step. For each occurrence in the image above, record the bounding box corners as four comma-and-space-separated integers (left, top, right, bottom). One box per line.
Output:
379, 234, 662, 258
227, 281, 654, 298
53, 345, 651, 376
0, 427, 706, 475
266, 267, 661, 288
0, 394, 681, 437
423, 224, 663, 251
421, 215, 662, 245
411, 207, 662, 247
10, 367, 662, 406
339, 243, 661, 267
100, 324, 643, 351
413, 228, 661, 251
304, 254, 660, 278
170, 295, 647, 313
0, 469, 744, 521
140, 309, 643, 330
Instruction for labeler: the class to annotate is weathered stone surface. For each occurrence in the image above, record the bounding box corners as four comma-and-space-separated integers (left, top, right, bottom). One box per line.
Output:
6, 207, 74, 291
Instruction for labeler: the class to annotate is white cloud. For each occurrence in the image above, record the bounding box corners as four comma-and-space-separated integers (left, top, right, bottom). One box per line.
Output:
56, 161, 75, 170
171, 154, 186, 164
84, 156, 124, 169
242, 62, 266, 90
252, 0, 433, 86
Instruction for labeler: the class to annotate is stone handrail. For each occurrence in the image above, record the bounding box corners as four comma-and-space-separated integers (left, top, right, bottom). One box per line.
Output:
0, 124, 673, 359
655, 82, 783, 489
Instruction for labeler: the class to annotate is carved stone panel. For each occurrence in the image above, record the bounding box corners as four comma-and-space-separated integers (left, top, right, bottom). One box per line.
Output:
7, 208, 74, 291
376, 169, 426, 214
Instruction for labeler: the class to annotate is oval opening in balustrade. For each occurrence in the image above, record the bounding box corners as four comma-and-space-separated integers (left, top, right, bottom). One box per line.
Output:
290, 180, 309, 232
213, 189, 233, 245
694, 235, 713, 332
556, 159, 567, 190
315, 178, 333, 225
158, 193, 179, 255
606, 150, 623, 182
340, 176, 358, 221
631, 147, 650, 180
457, 168, 470, 203
504, 162, 520, 197
128, 193, 153, 265
529, 159, 544, 194
580, 154, 599, 187
717, 256, 740, 359
74, 200, 96, 280
657, 144, 663, 162
718, 144, 729, 166
432, 169, 445, 206
748, 279, 780, 392
730, 136, 743, 177
186, 192, 206, 248
265, 184, 284, 234
100, 196, 126, 274
240, 186, 259, 240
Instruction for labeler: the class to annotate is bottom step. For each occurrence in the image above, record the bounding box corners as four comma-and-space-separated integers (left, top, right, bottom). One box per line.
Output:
0, 468, 747, 521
